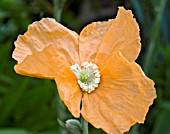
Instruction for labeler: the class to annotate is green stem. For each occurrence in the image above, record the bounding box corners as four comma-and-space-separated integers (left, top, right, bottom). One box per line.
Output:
81, 117, 88, 134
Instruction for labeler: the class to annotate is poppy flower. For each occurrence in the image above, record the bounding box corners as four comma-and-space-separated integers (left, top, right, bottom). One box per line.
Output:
12, 7, 156, 134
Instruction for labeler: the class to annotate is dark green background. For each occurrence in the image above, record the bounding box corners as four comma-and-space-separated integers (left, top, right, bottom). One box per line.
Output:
0, 0, 170, 134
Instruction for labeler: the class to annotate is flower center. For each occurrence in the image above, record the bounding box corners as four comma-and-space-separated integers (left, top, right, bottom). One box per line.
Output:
70, 62, 101, 93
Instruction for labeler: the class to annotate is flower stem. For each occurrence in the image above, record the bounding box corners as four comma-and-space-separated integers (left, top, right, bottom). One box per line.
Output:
81, 116, 88, 134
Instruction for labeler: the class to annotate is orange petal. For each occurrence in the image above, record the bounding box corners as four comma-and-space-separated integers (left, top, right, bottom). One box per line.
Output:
81, 52, 156, 134
13, 18, 79, 67
14, 44, 65, 79
95, 7, 141, 63
54, 66, 82, 118
79, 21, 109, 63
14, 44, 82, 117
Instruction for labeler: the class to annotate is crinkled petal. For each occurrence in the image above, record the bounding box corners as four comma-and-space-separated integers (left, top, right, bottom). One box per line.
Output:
14, 44, 82, 117
54, 65, 82, 118
81, 52, 156, 134
14, 44, 64, 79
13, 18, 79, 69
79, 21, 109, 63
96, 7, 141, 62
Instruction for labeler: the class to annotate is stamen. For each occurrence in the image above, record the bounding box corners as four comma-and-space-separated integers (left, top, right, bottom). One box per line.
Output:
70, 62, 101, 93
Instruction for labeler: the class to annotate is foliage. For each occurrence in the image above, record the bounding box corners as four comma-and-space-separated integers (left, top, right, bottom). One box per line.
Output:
0, 0, 170, 134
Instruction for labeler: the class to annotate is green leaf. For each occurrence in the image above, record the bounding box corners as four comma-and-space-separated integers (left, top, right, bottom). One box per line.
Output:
0, 78, 30, 124
143, 0, 167, 74
0, 128, 31, 134
152, 111, 170, 134
158, 101, 170, 110
130, 0, 144, 23
57, 119, 66, 128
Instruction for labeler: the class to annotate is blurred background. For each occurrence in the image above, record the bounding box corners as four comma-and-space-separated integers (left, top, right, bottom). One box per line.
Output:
0, 0, 170, 134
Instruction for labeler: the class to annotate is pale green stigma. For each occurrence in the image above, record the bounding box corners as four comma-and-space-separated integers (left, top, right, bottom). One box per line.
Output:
80, 70, 89, 82
70, 62, 101, 93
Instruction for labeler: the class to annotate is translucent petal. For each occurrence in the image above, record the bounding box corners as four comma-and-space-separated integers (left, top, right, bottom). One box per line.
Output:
96, 7, 141, 62
79, 21, 108, 63
13, 18, 79, 67
54, 65, 82, 118
81, 52, 156, 134
14, 44, 62, 79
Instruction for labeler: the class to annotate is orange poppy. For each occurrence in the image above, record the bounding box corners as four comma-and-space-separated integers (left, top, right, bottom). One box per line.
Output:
12, 7, 156, 134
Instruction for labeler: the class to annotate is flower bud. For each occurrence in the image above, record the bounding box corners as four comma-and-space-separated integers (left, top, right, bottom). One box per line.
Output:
65, 119, 82, 134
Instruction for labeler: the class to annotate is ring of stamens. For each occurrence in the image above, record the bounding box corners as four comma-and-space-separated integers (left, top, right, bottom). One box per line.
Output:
70, 62, 101, 93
